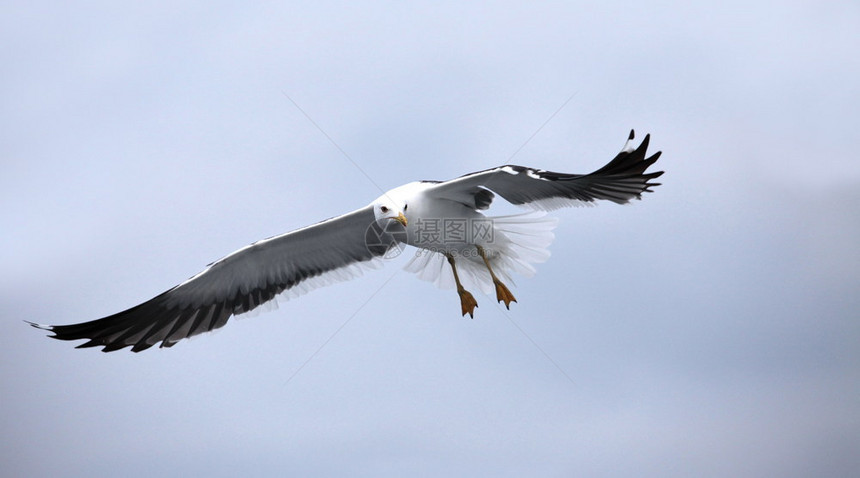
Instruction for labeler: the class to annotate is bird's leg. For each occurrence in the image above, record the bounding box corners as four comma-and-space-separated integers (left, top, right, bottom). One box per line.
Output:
445, 253, 478, 318
476, 245, 517, 309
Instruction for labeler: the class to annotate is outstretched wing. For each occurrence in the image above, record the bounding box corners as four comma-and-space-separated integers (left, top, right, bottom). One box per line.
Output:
425, 130, 663, 210
29, 205, 398, 352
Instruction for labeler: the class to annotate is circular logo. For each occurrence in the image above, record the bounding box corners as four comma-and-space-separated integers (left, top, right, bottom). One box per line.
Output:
364, 220, 408, 259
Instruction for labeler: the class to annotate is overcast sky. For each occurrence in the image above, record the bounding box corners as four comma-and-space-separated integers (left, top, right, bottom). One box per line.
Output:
2, 1, 858, 476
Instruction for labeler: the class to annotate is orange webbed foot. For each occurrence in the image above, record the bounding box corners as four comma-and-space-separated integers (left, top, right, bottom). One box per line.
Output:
457, 288, 478, 318
493, 280, 517, 309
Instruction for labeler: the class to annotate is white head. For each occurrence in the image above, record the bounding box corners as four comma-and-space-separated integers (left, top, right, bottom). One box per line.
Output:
370, 192, 408, 229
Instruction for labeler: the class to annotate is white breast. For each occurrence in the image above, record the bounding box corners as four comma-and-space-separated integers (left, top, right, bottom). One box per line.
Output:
403, 188, 486, 254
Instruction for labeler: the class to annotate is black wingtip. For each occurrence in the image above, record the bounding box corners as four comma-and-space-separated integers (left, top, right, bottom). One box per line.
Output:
628, 129, 635, 140
638, 133, 651, 153
25, 320, 53, 332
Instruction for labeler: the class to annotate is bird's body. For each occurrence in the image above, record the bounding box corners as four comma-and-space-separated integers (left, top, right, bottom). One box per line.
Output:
29, 130, 663, 352
386, 181, 487, 254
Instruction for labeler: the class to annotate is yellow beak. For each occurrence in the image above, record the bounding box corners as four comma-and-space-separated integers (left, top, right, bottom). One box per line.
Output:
389, 212, 407, 227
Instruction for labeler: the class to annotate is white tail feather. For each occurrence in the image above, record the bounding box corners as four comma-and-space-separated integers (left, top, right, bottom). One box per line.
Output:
403, 212, 558, 295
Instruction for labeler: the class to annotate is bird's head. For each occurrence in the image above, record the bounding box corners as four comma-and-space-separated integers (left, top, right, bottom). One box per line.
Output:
371, 195, 408, 229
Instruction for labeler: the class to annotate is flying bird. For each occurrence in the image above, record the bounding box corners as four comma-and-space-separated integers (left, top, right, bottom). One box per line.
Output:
29, 130, 663, 352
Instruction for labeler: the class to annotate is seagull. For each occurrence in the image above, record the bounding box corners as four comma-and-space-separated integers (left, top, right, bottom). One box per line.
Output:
28, 130, 663, 352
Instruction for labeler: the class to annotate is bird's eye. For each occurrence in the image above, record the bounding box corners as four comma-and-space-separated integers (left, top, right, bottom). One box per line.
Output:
403, 204, 408, 211
380, 206, 389, 213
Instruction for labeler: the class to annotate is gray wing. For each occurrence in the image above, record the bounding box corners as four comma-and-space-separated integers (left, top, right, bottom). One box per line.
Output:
29, 205, 398, 352
425, 130, 663, 210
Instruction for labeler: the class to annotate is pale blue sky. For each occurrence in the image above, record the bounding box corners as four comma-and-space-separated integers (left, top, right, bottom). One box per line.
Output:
2, 1, 858, 476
